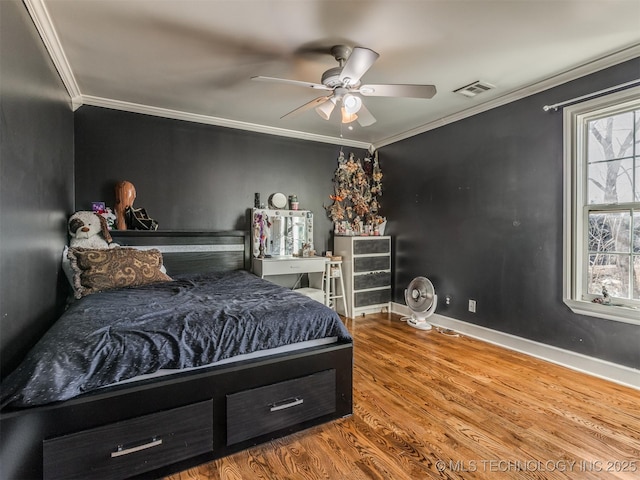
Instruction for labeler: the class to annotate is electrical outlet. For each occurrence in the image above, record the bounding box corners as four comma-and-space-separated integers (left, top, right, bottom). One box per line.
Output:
468, 299, 476, 313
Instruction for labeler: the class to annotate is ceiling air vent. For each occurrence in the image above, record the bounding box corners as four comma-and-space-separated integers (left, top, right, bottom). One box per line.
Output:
454, 80, 495, 98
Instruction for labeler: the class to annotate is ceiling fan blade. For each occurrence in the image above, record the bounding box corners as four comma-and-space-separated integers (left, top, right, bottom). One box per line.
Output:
356, 103, 376, 127
281, 95, 333, 119
251, 76, 331, 91
359, 84, 437, 99
339, 47, 379, 86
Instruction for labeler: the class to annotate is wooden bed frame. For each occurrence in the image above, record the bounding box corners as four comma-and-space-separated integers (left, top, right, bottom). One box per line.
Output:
0, 231, 353, 480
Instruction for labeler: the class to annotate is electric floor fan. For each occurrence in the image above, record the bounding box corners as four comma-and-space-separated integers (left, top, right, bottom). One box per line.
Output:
402, 276, 438, 330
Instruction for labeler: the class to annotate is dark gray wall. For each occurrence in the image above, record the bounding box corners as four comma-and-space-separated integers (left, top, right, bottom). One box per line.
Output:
74, 107, 368, 254
381, 58, 640, 369
3, 0, 635, 377
0, 0, 74, 377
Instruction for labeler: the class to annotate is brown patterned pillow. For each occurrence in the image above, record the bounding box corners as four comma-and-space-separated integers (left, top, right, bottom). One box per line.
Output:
68, 247, 172, 298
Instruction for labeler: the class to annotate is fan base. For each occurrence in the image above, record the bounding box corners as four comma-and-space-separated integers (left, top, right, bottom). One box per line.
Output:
402, 315, 433, 331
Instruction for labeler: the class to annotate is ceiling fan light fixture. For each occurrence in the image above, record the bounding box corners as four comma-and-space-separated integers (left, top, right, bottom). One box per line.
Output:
254, 44, 434, 125
342, 94, 362, 114
341, 107, 358, 124
315, 98, 336, 120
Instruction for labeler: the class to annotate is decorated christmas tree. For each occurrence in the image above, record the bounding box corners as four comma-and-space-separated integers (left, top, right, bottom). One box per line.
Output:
325, 150, 385, 235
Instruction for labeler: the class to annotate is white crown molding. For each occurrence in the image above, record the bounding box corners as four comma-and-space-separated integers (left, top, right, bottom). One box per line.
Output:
81, 95, 372, 149
23, 0, 82, 109
373, 44, 640, 149
391, 303, 640, 391
25, 0, 637, 149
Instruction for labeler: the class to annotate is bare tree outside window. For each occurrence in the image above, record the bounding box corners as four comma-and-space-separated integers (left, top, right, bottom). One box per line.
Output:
587, 109, 639, 301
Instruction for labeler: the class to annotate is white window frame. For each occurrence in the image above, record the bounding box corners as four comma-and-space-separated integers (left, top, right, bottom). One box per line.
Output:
563, 86, 640, 325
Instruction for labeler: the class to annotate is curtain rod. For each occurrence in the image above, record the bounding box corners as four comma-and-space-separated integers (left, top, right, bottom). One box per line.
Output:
542, 79, 640, 112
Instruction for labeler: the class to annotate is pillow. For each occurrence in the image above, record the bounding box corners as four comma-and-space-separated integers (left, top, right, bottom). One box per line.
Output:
68, 247, 172, 298
62, 246, 75, 290
62, 246, 168, 299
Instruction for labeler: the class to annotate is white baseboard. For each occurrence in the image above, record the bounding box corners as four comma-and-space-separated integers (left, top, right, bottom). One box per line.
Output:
391, 303, 639, 390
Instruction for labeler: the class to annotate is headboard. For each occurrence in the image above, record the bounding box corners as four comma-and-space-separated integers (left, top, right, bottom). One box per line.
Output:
109, 230, 250, 276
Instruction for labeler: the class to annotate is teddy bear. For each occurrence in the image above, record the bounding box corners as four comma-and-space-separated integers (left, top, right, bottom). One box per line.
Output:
68, 211, 118, 249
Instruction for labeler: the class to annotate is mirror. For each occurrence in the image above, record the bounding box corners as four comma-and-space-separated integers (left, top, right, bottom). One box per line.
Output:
252, 208, 313, 257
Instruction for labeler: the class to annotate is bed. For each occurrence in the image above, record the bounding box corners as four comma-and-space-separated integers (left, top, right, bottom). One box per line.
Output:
0, 230, 353, 480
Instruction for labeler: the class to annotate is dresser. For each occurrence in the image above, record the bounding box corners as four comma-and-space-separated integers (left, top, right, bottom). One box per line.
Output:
334, 236, 391, 318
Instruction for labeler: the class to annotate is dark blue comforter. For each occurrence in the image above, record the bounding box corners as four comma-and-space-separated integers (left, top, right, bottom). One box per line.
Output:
1, 270, 351, 408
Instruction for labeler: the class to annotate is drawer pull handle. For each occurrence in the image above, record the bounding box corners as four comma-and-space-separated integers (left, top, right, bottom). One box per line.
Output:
111, 437, 163, 458
269, 397, 303, 412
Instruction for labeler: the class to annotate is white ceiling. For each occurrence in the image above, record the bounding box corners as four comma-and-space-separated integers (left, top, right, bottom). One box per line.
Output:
27, 0, 640, 150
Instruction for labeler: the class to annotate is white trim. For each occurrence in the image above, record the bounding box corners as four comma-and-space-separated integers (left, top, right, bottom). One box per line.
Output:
24, 1, 640, 147
562, 87, 640, 324
391, 303, 640, 390
23, 0, 82, 109
81, 95, 371, 150
372, 44, 640, 149
564, 299, 640, 324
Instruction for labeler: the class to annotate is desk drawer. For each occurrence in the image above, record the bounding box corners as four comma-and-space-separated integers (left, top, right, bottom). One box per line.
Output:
227, 369, 336, 445
43, 400, 213, 480
257, 257, 327, 276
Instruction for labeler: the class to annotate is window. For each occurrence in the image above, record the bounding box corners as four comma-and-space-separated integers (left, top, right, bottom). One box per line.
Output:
563, 86, 640, 324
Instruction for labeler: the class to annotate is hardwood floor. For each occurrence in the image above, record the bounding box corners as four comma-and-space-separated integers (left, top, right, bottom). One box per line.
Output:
167, 313, 640, 479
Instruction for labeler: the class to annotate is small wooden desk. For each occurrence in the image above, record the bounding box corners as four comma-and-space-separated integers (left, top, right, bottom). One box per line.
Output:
252, 256, 328, 304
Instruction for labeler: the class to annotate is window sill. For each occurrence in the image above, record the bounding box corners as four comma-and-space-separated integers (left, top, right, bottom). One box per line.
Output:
564, 299, 640, 325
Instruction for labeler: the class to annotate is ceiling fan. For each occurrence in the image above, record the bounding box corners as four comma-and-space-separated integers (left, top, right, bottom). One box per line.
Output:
251, 45, 437, 127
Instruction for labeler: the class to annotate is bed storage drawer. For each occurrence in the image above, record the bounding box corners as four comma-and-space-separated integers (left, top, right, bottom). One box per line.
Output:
43, 400, 213, 480
226, 369, 336, 445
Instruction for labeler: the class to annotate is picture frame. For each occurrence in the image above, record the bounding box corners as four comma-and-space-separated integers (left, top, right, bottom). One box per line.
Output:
91, 202, 106, 212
